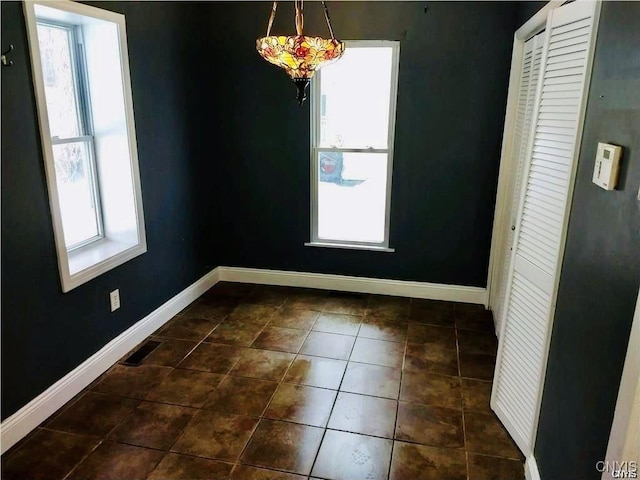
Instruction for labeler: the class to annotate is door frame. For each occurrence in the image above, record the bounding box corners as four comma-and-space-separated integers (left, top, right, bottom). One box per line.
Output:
486, 0, 561, 331
603, 289, 640, 480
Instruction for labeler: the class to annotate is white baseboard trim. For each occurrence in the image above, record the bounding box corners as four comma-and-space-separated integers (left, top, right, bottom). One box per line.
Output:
525, 455, 541, 480
0, 267, 220, 455
218, 266, 488, 305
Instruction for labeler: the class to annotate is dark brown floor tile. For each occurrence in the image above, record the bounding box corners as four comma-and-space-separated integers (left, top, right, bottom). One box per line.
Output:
284, 290, 329, 311
240, 419, 323, 475
409, 307, 455, 327
269, 307, 319, 330
457, 329, 498, 355
322, 294, 368, 316
459, 352, 496, 381
328, 392, 397, 438
358, 316, 407, 343
109, 402, 196, 450
455, 310, 495, 332
157, 316, 221, 341
229, 348, 295, 381
341, 362, 401, 399
455, 302, 486, 311
92, 365, 171, 399
184, 298, 236, 319
177, 343, 245, 374
400, 371, 462, 409
172, 410, 259, 461
395, 402, 464, 448
467, 453, 524, 480
462, 378, 493, 414
313, 313, 362, 336
230, 465, 306, 479
204, 375, 278, 415
299, 331, 356, 360
245, 285, 290, 307
350, 337, 404, 368
203, 281, 255, 298
66, 442, 164, 480
389, 441, 466, 480
139, 338, 198, 367
283, 354, 347, 390
411, 298, 455, 311
227, 304, 278, 326
465, 412, 523, 460
205, 322, 263, 347
148, 453, 233, 480
311, 430, 393, 480
46, 392, 139, 437
2, 429, 100, 480
406, 323, 456, 350
145, 369, 224, 407
252, 326, 308, 353
284, 296, 326, 312
265, 383, 337, 427
404, 343, 459, 376
367, 295, 410, 319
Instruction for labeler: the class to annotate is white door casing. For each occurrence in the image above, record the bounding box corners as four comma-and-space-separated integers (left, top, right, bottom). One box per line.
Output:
603, 289, 640, 480
491, 0, 602, 456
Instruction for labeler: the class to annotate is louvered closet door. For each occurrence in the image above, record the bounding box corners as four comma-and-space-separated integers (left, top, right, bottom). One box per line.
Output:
492, 0, 600, 456
494, 33, 546, 333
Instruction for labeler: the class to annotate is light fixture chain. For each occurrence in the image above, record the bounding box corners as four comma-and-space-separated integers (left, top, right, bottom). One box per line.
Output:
266, 1, 278, 37
295, 0, 304, 36
321, 1, 336, 39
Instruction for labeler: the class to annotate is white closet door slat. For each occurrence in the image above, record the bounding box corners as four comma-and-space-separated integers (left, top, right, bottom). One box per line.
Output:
493, 0, 599, 456
493, 36, 539, 331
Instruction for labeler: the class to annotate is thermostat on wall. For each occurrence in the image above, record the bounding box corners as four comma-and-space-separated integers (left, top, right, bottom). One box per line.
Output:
592, 142, 622, 191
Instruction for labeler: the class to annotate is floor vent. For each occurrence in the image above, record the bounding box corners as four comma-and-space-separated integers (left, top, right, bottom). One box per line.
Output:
122, 340, 161, 366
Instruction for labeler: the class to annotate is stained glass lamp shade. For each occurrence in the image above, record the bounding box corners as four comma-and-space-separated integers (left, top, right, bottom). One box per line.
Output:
257, 1, 345, 105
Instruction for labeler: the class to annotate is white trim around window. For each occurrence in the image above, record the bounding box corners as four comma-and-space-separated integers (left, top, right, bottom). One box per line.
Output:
24, 0, 146, 292
308, 40, 400, 252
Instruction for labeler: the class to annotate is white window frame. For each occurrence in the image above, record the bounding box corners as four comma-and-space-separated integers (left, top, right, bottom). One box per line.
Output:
24, 0, 146, 292
307, 40, 400, 252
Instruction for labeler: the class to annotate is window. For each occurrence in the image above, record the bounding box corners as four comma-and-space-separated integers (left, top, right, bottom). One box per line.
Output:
37, 22, 102, 250
309, 41, 400, 251
24, 1, 146, 292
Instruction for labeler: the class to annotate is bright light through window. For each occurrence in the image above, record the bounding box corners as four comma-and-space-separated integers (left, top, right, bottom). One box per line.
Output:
311, 41, 400, 248
37, 22, 102, 249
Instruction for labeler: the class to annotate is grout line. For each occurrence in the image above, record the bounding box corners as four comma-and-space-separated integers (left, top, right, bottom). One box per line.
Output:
306, 306, 362, 478
386, 313, 408, 480
455, 317, 471, 480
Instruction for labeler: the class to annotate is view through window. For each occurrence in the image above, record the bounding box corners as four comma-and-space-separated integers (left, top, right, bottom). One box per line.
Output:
37, 22, 102, 249
312, 41, 400, 248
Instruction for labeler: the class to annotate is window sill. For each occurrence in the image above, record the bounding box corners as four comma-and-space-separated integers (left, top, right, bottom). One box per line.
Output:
304, 242, 395, 253
63, 238, 146, 292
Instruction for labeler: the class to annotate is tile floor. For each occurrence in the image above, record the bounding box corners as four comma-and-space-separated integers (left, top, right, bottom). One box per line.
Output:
1, 283, 524, 480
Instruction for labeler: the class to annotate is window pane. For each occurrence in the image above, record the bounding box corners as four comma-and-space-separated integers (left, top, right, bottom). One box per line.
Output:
317, 152, 388, 243
37, 24, 82, 138
52, 141, 100, 248
319, 47, 394, 149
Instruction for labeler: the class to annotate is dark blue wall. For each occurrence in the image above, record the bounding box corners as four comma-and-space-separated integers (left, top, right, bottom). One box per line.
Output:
1, 1, 221, 419
217, 2, 518, 287
535, 2, 640, 478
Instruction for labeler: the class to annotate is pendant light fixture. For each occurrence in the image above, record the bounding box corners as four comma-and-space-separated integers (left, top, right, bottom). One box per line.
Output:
256, 1, 345, 105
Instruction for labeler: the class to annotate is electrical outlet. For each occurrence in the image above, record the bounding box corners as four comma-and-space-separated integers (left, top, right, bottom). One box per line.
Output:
110, 289, 120, 312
